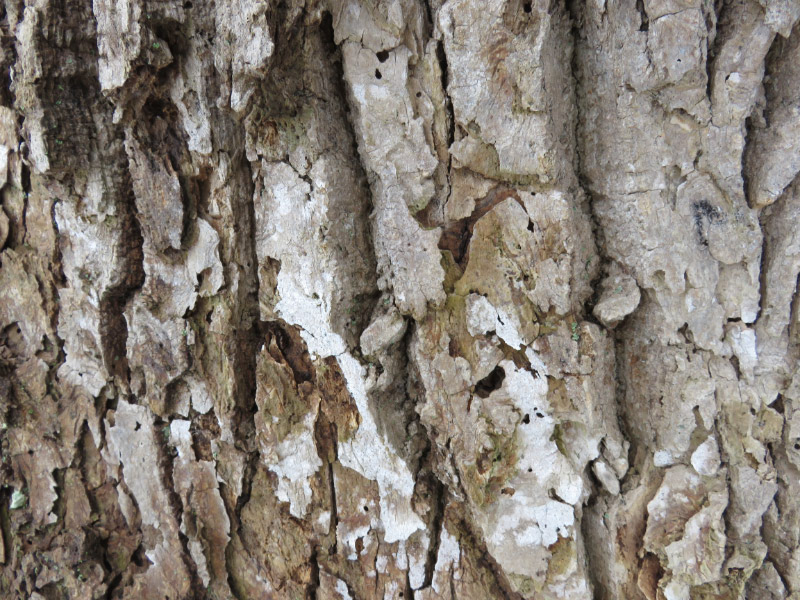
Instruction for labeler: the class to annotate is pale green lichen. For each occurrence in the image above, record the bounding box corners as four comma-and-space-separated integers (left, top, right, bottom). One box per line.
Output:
461, 428, 521, 508
546, 537, 576, 578
9, 489, 26, 510
508, 573, 540, 596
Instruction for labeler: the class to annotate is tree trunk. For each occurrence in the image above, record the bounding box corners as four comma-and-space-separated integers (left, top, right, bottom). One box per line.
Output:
1, 0, 799, 598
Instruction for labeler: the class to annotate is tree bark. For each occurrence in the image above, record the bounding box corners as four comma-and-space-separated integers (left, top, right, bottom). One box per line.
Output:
0, 0, 799, 598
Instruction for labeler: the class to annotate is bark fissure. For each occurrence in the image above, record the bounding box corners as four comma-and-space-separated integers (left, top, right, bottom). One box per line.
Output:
2, 0, 799, 598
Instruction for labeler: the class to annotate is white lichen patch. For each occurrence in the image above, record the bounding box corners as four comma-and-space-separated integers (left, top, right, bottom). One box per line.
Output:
318, 571, 354, 600
261, 409, 322, 519
490, 498, 574, 549
434, 528, 461, 592
654, 449, 675, 467
255, 160, 370, 356
256, 163, 337, 354
403, 535, 429, 590
336, 498, 372, 562
315, 511, 331, 535
502, 359, 582, 504
474, 359, 584, 587
338, 353, 425, 543
465, 293, 525, 350
254, 158, 423, 541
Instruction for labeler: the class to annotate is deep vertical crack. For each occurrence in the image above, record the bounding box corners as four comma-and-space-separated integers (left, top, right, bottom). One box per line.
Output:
747, 31, 789, 327
436, 37, 455, 207
306, 547, 321, 600
635, 0, 649, 32
320, 10, 377, 246
152, 416, 205, 592
421, 476, 446, 589
99, 178, 145, 393
328, 457, 339, 554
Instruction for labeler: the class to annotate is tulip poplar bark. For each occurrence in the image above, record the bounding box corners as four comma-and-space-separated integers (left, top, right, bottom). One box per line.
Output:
0, 1, 799, 599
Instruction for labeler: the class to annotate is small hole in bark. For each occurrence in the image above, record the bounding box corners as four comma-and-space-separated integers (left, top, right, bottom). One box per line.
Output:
637, 0, 650, 31
527, 220, 535, 232
794, 443, 800, 450
183, 1, 192, 7
730, 355, 741, 378
134, 422, 141, 431
448, 338, 459, 357
474, 365, 505, 398
131, 544, 148, 567
527, 467, 533, 472
375, 69, 382, 79
536, 412, 544, 418
416, 91, 422, 97
523, 2, 532, 12
522, 414, 530, 424
376, 50, 389, 62
363, 505, 369, 512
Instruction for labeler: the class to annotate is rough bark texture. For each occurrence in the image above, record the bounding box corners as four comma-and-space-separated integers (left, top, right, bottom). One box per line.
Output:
0, 0, 799, 599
